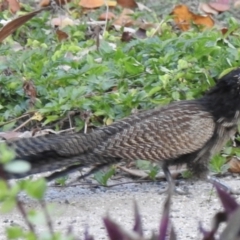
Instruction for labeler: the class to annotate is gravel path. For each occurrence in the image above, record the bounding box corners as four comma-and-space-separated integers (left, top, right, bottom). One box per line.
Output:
1, 174, 240, 239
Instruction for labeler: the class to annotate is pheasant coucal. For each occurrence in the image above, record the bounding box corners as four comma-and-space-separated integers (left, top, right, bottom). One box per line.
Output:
3, 68, 240, 191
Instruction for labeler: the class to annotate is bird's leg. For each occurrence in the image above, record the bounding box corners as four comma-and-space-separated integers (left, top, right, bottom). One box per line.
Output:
207, 176, 240, 195
161, 164, 188, 195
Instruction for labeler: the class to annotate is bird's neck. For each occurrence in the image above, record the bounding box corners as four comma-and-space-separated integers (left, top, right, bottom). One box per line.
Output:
200, 94, 240, 124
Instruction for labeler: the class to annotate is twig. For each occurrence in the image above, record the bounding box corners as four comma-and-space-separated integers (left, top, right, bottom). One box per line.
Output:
39, 200, 54, 236
13, 118, 32, 132
103, 0, 109, 34
68, 113, 73, 133
117, 165, 185, 180
16, 200, 36, 233
51, 179, 162, 188
0, 113, 31, 127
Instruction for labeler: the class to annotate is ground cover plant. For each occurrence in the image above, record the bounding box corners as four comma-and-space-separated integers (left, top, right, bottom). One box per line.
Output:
1, 0, 240, 239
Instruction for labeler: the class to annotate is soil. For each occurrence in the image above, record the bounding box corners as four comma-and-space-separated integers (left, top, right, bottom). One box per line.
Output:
1, 174, 240, 239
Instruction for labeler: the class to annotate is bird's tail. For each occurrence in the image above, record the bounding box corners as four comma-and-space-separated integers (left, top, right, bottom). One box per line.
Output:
4, 131, 117, 179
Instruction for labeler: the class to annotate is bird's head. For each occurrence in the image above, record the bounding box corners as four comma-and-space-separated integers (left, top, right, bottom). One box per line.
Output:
207, 68, 240, 97
204, 68, 240, 121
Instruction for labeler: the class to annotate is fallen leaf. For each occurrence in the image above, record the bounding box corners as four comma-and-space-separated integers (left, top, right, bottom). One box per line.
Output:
116, 0, 137, 8
113, 8, 134, 27
193, 15, 215, 29
208, 2, 230, 12
234, 0, 240, 7
105, 118, 113, 125
79, 0, 117, 9
135, 28, 147, 39
98, 12, 115, 20
199, 3, 219, 15
7, 0, 20, 13
221, 27, 228, 35
136, 2, 152, 12
51, 17, 74, 28
23, 80, 37, 98
121, 31, 133, 42
23, 80, 37, 108
0, 7, 51, 42
56, 28, 68, 41
138, 22, 158, 30
172, 4, 214, 31
31, 112, 43, 121
228, 157, 240, 173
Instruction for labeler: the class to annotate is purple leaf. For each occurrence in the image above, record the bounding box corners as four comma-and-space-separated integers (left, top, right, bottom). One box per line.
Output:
103, 217, 125, 240
214, 182, 239, 214
158, 194, 171, 240
133, 201, 143, 236
199, 221, 217, 240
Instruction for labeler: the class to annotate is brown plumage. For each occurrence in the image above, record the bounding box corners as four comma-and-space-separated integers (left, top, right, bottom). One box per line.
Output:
3, 68, 240, 188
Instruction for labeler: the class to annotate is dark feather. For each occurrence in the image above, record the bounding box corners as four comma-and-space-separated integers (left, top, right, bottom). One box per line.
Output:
5, 68, 240, 183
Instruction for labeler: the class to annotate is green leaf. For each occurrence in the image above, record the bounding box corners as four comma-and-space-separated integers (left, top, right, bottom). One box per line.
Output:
25, 179, 47, 199
4, 160, 31, 174
177, 59, 188, 70
0, 144, 15, 164
210, 155, 227, 174
148, 86, 162, 97
2, 121, 16, 131
0, 180, 8, 199
181, 170, 193, 179
148, 166, 159, 180
0, 198, 16, 213
172, 91, 180, 101
94, 167, 115, 186
55, 176, 68, 186
27, 209, 46, 225
6, 226, 24, 239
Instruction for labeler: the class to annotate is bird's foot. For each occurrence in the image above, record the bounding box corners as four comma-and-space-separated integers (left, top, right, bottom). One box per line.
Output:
158, 183, 189, 195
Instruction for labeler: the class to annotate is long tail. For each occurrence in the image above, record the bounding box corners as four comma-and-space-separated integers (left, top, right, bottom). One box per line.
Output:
4, 131, 118, 179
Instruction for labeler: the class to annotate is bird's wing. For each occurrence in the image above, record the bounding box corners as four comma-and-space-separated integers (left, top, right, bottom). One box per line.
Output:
94, 101, 215, 161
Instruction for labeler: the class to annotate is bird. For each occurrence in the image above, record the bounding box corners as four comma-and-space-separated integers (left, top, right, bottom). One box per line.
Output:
2, 68, 240, 193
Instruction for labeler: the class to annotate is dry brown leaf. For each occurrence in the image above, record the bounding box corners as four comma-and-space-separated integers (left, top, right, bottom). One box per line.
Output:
23, 80, 36, 97
51, 17, 74, 28
221, 27, 228, 35
7, 0, 20, 13
121, 31, 133, 42
23, 80, 37, 108
56, 29, 68, 41
98, 11, 115, 20
79, 0, 117, 9
113, 8, 134, 27
228, 157, 240, 173
0, 7, 51, 42
116, 0, 137, 8
172, 4, 214, 31
138, 22, 157, 30
199, 2, 219, 15
192, 15, 214, 28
